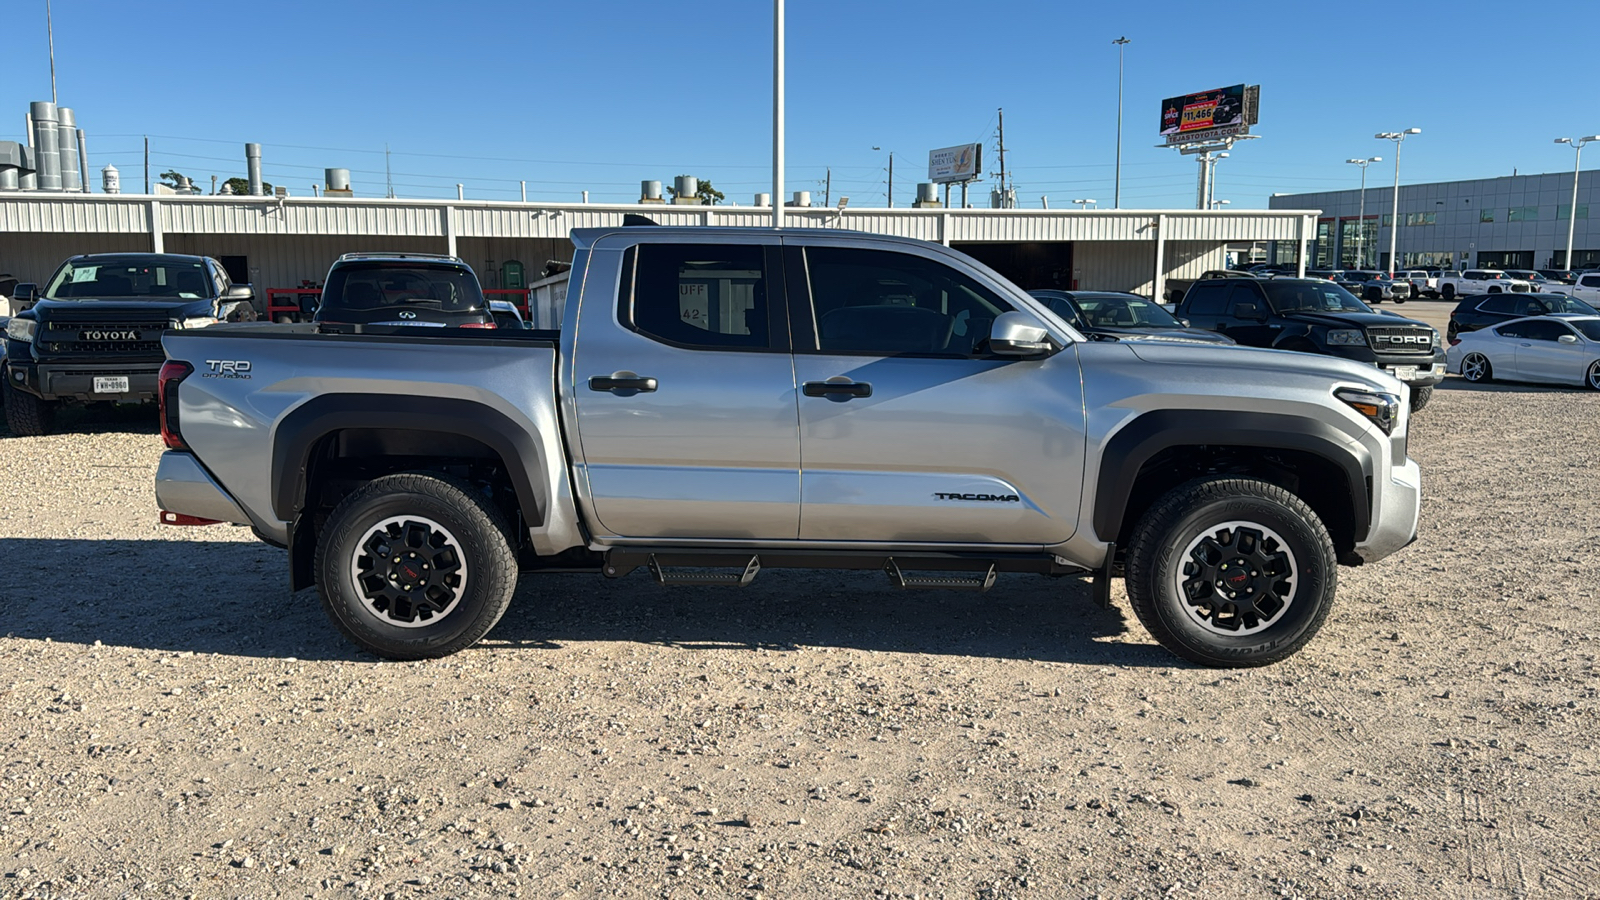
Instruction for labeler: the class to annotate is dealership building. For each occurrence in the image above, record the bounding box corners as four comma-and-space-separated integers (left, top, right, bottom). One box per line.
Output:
1268, 168, 1600, 271
0, 192, 1315, 322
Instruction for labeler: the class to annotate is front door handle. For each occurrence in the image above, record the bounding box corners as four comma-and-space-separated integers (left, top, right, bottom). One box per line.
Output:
803, 380, 872, 399
589, 372, 658, 394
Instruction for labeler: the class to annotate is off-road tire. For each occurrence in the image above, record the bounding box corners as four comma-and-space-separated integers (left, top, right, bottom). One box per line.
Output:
1442, 284, 1456, 300
315, 472, 518, 660
1409, 384, 1433, 411
2, 374, 53, 436
1125, 477, 1337, 668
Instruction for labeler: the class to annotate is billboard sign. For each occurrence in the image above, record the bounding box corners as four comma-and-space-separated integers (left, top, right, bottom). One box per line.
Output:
928, 143, 982, 184
1160, 84, 1259, 145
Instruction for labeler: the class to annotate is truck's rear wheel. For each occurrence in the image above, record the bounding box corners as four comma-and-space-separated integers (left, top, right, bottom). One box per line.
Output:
1442, 284, 1455, 299
1125, 477, 1337, 667
315, 472, 517, 659
2, 374, 54, 436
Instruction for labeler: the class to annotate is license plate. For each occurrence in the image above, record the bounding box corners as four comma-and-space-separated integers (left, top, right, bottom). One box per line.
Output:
1389, 366, 1417, 381
93, 376, 129, 393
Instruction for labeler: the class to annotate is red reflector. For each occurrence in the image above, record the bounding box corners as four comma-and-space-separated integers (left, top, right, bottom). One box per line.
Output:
160, 511, 222, 526
158, 360, 194, 450
460, 321, 498, 329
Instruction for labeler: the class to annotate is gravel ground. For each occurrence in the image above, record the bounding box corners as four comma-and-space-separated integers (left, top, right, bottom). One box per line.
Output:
2, 352, 1598, 899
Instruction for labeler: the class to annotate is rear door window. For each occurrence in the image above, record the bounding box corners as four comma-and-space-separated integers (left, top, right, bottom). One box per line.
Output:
619, 244, 778, 350
1181, 282, 1229, 316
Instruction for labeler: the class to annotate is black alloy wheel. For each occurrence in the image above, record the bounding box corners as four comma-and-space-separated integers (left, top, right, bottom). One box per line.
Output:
1125, 477, 1337, 667
315, 472, 518, 659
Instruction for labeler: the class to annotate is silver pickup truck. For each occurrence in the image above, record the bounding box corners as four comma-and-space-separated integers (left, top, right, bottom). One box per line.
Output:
154, 226, 1421, 668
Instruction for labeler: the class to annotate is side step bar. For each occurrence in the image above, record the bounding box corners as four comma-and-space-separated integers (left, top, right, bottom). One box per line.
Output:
647, 554, 761, 587
884, 558, 996, 592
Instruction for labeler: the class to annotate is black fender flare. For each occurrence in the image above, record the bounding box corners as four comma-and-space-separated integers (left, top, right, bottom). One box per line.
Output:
1091, 409, 1373, 544
270, 393, 549, 527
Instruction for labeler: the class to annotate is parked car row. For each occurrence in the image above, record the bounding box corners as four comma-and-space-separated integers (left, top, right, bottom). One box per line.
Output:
2, 251, 530, 435
1448, 315, 1600, 391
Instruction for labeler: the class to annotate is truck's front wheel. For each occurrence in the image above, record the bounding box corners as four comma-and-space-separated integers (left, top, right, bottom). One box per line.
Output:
1125, 477, 1337, 667
2, 374, 54, 436
315, 472, 518, 660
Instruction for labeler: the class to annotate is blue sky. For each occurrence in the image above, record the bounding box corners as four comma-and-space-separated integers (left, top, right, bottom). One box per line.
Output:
5, 0, 1597, 208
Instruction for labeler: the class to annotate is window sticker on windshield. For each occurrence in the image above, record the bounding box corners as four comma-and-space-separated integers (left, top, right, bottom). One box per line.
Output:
70, 266, 99, 283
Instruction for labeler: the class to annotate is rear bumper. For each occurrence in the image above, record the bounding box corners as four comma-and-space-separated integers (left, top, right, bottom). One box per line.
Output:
1352, 456, 1421, 564
6, 358, 162, 402
155, 451, 251, 525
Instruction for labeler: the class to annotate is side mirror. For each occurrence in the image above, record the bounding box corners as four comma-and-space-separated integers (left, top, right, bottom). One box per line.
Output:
1180, 317, 1192, 327
1559, 333, 1578, 344
989, 310, 1053, 356
12, 283, 37, 303
222, 284, 254, 301
1234, 302, 1265, 320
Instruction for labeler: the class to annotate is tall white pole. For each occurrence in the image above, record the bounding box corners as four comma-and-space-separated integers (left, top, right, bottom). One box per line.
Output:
772, 0, 784, 230
1388, 143, 1401, 276
1357, 166, 1367, 269
1113, 37, 1128, 209
1565, 141, 1584, 271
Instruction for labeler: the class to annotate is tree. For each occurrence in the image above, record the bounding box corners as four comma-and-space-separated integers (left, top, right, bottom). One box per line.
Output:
159, 169, 192, 190
223, 176, 273, 196
665, 176, 725, 205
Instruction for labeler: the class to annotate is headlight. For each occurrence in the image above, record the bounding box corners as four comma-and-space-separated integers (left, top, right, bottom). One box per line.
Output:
1432, 329, 1442, 347
4, 318, 36, 342
178, 316, 221, 330
1335, 387, 1401, 435
1326, 329, 1366, 346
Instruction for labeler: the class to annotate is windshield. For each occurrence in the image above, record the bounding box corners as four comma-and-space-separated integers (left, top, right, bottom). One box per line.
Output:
1074, 294, 1184, 328
43, 256, 213, 300
1262, 281, 1373, 313
324, 263, 484, 311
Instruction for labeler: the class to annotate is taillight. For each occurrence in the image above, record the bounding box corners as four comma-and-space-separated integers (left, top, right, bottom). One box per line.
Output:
1448, 338, 1461, 346
159, 360, 193, 450
460, 321, 498, 329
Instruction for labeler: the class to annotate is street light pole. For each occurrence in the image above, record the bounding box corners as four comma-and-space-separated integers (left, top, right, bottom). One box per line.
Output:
1376, 129, 1421, 275
772, 0, 784, 230
1345, 157, 1381, 268
1554, 135, 1600, 270
1113, 37, 1129, 209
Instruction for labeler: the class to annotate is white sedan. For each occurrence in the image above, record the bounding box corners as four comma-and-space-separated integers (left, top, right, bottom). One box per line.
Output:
1447, 315, 1600, 390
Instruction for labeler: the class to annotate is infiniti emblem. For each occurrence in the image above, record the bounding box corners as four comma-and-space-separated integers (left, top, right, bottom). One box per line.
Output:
398, 311, 418, 319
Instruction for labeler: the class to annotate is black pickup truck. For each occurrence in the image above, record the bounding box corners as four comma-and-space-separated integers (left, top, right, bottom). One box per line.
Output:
3, 253, 256, 435
1175, 276, 1446, 410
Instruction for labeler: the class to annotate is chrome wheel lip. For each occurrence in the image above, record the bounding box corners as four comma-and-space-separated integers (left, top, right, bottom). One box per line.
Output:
349, 515, 470, 629
1462, 353, 1488, 382
1171, 520, 1298, 636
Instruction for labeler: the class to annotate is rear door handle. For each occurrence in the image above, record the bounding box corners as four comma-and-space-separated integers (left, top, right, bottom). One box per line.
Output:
803, 380, 872, 399
589, 373, 658, 394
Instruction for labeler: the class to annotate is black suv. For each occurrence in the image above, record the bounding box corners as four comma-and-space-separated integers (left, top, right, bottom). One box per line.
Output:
1027, 289, 1234, 344
312, 253, 494, 330
1445, 292, 1594, 342
1176, 277, 1446, 409
3, 253, 257, 435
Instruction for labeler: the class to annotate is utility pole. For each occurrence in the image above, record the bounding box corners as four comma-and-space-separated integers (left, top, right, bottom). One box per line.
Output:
385, 144, 395, 199
824, 167, 830, 207
1346, 157, 1381, 268
1376, 129, 1421, 275
143, 135, 149, 194
46, 0, 58, 105
772, 0, 784, 230
1113, 37, 1129, 208
887, 153, 893, 208
1554, 136, 1600, 270
996, 107, 1008, 206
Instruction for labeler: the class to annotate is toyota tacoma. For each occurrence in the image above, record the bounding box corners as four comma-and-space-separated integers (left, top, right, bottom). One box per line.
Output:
152, 226, 1422, 668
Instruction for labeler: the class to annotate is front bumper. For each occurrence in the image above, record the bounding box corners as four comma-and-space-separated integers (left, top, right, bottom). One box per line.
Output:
155, 451, 251, 525
1352, 457, 1421, 564
6, 357, 162, 402
1379, 360, 1447, 387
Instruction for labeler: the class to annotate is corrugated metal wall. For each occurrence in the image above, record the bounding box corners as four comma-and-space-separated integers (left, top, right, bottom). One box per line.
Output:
0, 232, 155, 283
161, 234, 443, 288
1072, 240, 1228, 295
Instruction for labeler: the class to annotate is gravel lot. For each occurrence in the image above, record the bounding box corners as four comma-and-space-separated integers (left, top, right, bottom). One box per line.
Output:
3, 313, 1598, 899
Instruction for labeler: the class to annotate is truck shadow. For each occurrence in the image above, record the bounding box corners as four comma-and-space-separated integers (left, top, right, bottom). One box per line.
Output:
0, 538, 1171, 668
